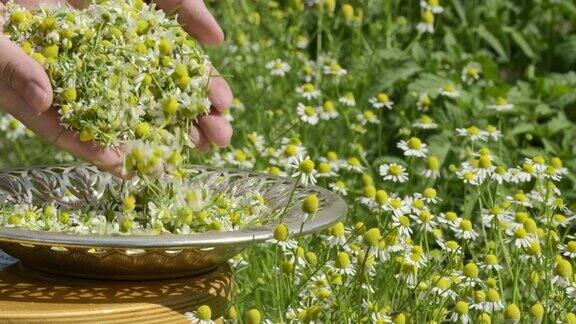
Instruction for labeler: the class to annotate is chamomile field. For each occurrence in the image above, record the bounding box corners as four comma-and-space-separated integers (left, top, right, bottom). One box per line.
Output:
1, 0, 576, 323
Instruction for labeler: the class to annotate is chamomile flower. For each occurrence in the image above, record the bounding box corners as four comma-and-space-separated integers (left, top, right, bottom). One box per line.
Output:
369, 93, 394, 109
413, 115, 438, 129
296, 83, 321, 100
266, 58, 291, 76
439, 83, 460, 98
296, 103, 320, 125
357, 110, 380, 125
558, 241, 576, 259
456, 126, 488, 141
339, 92, 356, 106
397, 137, 428, 158
487, 97, 514, 111
454, 219, 479, 240
319, 100, 339, 120
417, 93, 432, 111
461, 62, 482, 84
185, 305, 214, 324
449, 301, 471, 324
0, 114, 28, 140
420, 0, 444, 13
343, 157, 365, 173
268, 223, 298, 252
482, 289, 505, 312
422, 156, 441, 179
329, 181, 348, 196
417, 11, 435, 33
379, 163, 409, 183
325, 222, 348, 247
289, 154, 317, 186
323, 61, 347, 76
431, 276, 458, 299
485, 125, 502, 141
330, 251, 356, 276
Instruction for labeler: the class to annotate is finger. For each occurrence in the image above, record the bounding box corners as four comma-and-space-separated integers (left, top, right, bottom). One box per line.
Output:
208, 66, 233, 112
197, 112, 232, 147
154, 0, 224, 45
7, 0, 64, 9
0, 81, 127, 178
0, 36, 53, 114
190, 124, 210, 152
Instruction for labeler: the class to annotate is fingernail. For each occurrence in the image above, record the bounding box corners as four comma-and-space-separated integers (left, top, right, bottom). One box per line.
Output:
24, 82, 49, 114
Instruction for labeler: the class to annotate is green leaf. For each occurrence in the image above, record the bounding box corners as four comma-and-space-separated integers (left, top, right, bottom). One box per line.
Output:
449, 0, 467, 24
407, 73, 449, 98
508, 123, 534, 136
476, 25, 509, 61
546, 113, 573, 135
505, 27, 535, 59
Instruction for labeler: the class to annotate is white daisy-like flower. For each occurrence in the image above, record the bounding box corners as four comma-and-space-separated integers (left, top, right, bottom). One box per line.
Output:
295, 83, 321, 100
328, 181, 348, 196
479, 254, 504, 272
319, 100, 339, 120
397, 137, 428, 158
392, 214, 413, 237
0, 114, 28, 140
369, 93, 394, 109
323, 61, 347, 76
339, 92, 356, 106
461, 62, 482, 84
420, 0, 444, 13
343, 157, 365, 173
487, 97, 514, 111
485, 125, 502, 141
417, 93, 432, 111
265, 58, 291, 76
413, 115, 438, 129
453, 219, 479, 240
505, 226, 535, 248
356, 110, 380, 125
431, 277, 458, 299
558, 241, 576, 259
379, 163, 409, 183
184, 307, 214, 324
417, 11, 435, 33
456, 126, 488, 141
289, 154, 318, 186
296, 103, 320, 125
439, 83, 460, 98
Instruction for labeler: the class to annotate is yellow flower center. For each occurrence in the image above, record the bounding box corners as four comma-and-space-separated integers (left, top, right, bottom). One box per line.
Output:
459, 219, 472, 231
196, 305, 212, 321
422, 10, 435, 24
486, 289, 501, 302
399, 215, 411, 227
467, 126, 480, 135
302, 83, 315, 92
389, 164, 403, 176
323, 101, 335, 112
514, 227, 528, 239
407, 137, 422, 149
377, 93, 389, 103
496, 97, 508, 105
348, 157, 361, 167
284, 144, 298, 157
304, 106, 316, 116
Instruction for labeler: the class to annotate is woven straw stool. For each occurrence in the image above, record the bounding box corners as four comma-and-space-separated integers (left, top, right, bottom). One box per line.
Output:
0, 252, 232, 323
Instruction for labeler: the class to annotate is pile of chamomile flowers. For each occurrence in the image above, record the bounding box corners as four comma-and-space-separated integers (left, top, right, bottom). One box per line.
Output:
2, 0, 212, 176
0, 171, 270, 235
0, 1, 285, 235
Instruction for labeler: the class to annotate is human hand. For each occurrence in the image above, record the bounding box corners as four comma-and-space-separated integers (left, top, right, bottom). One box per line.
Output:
0, 0, 233, 177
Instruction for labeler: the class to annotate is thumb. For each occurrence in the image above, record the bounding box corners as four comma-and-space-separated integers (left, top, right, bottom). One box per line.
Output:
0, 35, 53, 114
